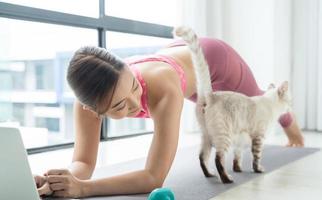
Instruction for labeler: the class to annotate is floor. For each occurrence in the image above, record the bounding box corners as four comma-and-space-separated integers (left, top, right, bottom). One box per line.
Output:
208, 131, 322, 200
28, 130, 322, 199
210, 150, 322, 200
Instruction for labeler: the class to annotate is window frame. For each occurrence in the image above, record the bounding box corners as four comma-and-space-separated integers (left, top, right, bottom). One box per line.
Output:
0, 1, 172, 154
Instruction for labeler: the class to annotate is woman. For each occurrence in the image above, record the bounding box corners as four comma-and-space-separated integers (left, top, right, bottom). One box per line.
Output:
36, 36, 304, 198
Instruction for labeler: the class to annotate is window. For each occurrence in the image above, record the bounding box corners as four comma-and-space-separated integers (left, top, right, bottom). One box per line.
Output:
36, 118, 60, 133
105, 0, 182, 26
0, 18, 97, 149
2, 0, 99, 17
106, 31, 173, 57
0, 1, 177, 153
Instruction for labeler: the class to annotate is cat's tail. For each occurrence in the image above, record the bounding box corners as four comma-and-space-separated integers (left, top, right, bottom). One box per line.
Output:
173, 26, 213, 101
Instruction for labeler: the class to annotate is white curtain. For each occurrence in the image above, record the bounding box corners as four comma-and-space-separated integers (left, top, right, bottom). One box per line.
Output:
292, 0, 322, 131
319, 1, 322, 131
179, 0, 322, 131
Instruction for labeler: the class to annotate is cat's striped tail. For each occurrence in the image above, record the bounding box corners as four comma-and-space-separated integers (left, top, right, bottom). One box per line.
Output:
173, 26, 213, 100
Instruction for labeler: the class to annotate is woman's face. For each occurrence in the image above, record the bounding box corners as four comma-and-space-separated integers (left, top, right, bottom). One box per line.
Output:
83, 66, 143, 119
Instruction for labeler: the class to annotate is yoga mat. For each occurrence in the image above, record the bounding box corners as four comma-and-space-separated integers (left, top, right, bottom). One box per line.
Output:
48, 145, 320, 200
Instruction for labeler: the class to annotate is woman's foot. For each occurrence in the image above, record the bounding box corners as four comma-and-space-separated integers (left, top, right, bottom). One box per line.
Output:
286, 133, 305, 147
283, 119, 305, 147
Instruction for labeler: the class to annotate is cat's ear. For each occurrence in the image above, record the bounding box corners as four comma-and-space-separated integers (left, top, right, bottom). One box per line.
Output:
268, 83, 276, 90
278, 81, 289, 98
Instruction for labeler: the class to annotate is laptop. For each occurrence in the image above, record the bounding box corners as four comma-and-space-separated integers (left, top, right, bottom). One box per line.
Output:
0, 127, 40, 200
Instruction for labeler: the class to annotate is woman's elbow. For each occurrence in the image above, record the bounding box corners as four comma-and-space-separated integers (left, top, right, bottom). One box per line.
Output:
145, 171, 165, 192
151, 179, 164, 191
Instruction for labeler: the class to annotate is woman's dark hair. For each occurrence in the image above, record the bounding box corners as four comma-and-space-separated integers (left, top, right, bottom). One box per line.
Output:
67, 46, 125, 113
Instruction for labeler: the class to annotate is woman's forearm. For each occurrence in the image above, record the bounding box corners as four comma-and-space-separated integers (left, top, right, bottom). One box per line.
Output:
69, 161, 95, 180
81, 169, 160, 197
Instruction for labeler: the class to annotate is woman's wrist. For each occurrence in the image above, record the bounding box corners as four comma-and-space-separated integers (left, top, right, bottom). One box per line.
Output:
80, 179, 93, 197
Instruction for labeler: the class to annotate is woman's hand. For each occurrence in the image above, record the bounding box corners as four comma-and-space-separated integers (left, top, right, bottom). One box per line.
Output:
46, 169, 87, 198
34, 175, 53, 196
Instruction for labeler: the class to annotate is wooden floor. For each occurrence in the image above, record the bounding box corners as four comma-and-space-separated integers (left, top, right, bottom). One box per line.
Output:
210, 150, 322, 200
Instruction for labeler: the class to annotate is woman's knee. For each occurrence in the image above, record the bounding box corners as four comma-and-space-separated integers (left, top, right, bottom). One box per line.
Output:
279, 112, 293, 128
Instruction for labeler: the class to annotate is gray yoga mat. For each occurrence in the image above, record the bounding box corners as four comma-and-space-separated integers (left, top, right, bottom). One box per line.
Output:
49, 145, 320, 200
83, 146, 319, 200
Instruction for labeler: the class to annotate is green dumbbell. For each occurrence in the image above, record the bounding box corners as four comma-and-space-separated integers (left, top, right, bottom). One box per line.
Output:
148, 188, 175, 200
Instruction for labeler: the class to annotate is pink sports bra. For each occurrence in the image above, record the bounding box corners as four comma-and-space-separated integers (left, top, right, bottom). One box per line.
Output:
126, 54, 186, 118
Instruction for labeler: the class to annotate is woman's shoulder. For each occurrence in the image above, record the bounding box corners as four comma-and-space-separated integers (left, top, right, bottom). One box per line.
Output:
142, 63, 184, 107
143, 62, 182, 90
145, 70, 184, 117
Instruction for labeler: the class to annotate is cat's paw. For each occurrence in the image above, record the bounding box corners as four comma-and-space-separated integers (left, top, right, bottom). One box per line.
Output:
233, 165, 243, 173
253, 165, 265, 173
205, 172, 215, 177
221, 174, 234, 184
233, 160, 243, 172
199, 161, 215, 178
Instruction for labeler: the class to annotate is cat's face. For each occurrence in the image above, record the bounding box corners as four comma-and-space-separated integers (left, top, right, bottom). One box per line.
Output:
265, 81, 292, 113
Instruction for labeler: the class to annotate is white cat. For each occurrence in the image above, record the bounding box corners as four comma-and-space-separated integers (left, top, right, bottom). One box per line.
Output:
173, 26, 291, 183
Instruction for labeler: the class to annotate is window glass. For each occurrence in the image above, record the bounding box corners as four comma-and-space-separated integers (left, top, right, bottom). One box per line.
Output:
0, 18, 98, 148
2, 0, 99, 18
106, 31, 173, 58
